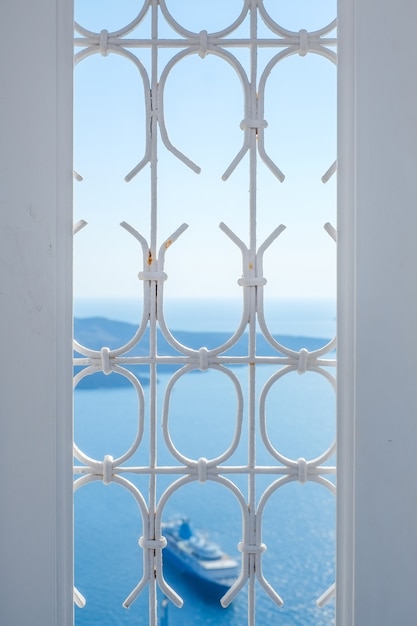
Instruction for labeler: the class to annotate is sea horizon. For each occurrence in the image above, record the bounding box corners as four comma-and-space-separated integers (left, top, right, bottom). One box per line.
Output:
74, 297, 336, 339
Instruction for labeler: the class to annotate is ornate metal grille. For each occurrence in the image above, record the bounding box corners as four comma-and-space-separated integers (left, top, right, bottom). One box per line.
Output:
73, 2, 336, 624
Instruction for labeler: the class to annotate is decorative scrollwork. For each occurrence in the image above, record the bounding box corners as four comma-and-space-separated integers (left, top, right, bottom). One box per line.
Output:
73, 2, 337, 623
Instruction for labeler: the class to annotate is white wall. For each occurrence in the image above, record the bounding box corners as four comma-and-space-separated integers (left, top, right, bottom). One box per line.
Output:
0, 2, 73, 625
337, 1, 417, 624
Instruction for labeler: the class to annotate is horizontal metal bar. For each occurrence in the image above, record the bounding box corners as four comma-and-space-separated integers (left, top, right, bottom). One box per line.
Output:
74, 37, 337, 49
73, 355, 336, 366
73, 464, 336, 476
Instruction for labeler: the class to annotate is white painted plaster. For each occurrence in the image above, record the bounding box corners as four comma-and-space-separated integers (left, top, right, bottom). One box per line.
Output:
0, 1, 73, 625
337, 1, 417, 624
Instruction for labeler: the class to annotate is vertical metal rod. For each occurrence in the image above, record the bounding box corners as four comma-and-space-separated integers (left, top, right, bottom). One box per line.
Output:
248, 2, 258, 624
150, 0, 159, 255
149, 2, 159, 624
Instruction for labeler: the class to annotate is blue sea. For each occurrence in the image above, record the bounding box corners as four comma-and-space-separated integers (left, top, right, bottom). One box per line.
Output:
73, 298, 336, 626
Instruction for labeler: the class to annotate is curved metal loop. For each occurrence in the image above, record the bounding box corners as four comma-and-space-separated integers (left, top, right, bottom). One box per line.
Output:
257, 1, 337, 41
125, 221, 236, 359
73, 316, 149, 359
146, 221, 249, 357
73, 223, 150, 359
157, 224, 250, 355
72, 221, 149, 356
74, 474, 149, 608
157, 48, 203, 174
74, 473, 149, 516
157, 45, 250, 176
259, 365, 336, 468
255, 225, 337, 359
256, 474, 336, 608
158, 0, 251, 39
155, 473, 249, 608
73, 45, 152, 182
257, 305, 337, 359
254, 222, 337, 364
73, 365, 145, 467
162, 364, 244, 467
257, 46, 336, 182
74, 0, 151, 39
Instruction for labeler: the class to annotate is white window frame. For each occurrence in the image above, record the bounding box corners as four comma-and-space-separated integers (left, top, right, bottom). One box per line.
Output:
337, 1, 417, 624
1, 1, 417, 625
0, 1, 73, 625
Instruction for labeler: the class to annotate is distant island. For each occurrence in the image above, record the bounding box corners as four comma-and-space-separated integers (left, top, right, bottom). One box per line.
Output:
74, 317, 333, 390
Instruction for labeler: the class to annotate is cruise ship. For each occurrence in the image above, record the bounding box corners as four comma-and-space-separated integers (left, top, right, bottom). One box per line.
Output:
162, 518, 239, 594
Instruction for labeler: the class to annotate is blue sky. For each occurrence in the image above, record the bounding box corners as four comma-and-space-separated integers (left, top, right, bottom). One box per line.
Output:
73, 1, 336, 302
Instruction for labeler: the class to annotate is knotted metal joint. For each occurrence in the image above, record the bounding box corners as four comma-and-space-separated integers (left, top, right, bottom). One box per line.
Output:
100, 346, 112, 375
197, 457, 209, 483
138, 270, 168, 282
99, 29, 109, 56
297, 348, 309, 374
238, 541, 267, 555
240, 118, 268, 131
198, 347, 209, 371
102, 454, 114, 485
198, 30, 208, 58
238, 276, 267, 287
139, 536, 167, 550
298, 29, 309, 56
297, 457, 308, 484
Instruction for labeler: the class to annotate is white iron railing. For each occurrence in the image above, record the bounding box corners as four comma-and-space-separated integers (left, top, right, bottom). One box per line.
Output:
73, 2, 336, 624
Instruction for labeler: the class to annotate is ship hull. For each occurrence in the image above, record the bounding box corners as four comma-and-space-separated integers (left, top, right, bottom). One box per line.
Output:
161, 519, 239, 595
